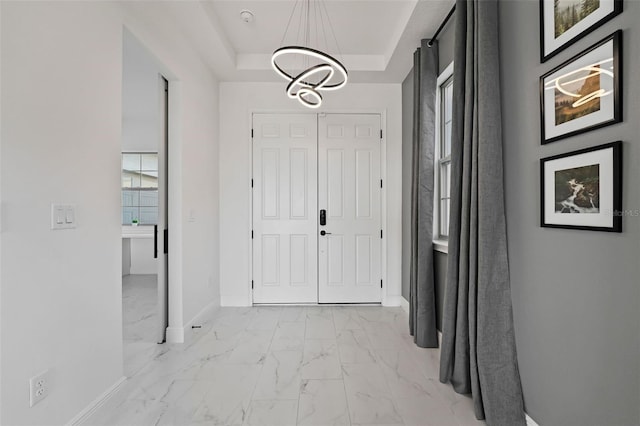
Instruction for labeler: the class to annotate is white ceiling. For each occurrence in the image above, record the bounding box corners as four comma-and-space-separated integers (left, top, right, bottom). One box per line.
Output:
139, 0, 454, 84
208, 1, 418, 55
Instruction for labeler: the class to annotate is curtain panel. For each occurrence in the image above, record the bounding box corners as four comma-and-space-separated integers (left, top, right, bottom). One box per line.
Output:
438, 0, 526, 424
409, 39, 439, 349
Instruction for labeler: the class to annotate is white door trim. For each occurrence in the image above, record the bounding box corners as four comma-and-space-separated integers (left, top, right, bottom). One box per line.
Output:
121, 27, 185, 344
248, 109, 388, 305
165, 79, 184, 342
156, 75, 169, 344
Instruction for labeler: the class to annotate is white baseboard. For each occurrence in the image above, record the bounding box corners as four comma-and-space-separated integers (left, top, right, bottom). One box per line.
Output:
183, 301, 219, 342
166, 326, 184, 343
166, 301, 221, 343
221, 294, 251, 307
526, 413, 540, 426
400, 296, 409, 314
382, 295, 402, 307
66, 376, 126, 426
129, 267, 155, 275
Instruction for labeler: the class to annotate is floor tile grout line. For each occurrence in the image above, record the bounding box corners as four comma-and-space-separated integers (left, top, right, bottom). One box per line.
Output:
91, 306, 481, 426
238, 314, 271, 426
295, 310, 309, 425
340, 366, 354, 426
332, 308, 354, 426
398, 331, 444, 385
351, 310, 409, 425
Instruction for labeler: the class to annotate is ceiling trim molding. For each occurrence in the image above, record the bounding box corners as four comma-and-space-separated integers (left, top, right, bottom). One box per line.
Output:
237, 53, 386, 72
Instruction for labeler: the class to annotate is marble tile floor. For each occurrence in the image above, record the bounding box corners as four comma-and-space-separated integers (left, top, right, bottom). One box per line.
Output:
122, 274, 160, 377
86, 305, 484, 426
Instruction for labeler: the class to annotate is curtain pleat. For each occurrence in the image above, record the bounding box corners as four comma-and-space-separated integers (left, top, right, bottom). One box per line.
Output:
438, 1, 526, 424
408, 39, 439, 348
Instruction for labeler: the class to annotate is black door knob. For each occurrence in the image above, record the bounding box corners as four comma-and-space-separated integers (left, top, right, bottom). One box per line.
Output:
320, 230, 332, 236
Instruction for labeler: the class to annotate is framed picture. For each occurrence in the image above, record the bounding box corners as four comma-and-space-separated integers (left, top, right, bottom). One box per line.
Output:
540, 30, 621, 144
540, 0, 622, 62
540, 141, 622, 232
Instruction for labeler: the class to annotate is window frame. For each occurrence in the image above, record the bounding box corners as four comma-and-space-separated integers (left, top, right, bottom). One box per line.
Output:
122, 152, 159, 226
433, 62, 454, 254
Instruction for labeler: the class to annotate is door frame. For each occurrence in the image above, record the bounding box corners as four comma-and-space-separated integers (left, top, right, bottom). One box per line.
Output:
248, 109, 388, 305
122, 27, 184, 344
156, 75, 169, 343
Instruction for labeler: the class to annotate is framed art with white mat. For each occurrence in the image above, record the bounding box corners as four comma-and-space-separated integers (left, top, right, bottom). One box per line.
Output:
540, 141, 622, 232
540, 31, 621, 144
540, 0, 622, 62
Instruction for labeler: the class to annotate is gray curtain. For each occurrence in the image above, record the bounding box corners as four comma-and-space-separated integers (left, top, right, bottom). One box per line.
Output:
409, 39, 438, 349
438, 0, 526, 424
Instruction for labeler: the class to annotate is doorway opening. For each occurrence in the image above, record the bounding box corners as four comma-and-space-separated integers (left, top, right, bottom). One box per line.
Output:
121, 31, 169, 376
251, 113, 384, 305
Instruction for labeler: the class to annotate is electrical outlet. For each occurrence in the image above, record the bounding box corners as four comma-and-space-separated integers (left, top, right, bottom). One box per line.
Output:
29, 370, 50, 407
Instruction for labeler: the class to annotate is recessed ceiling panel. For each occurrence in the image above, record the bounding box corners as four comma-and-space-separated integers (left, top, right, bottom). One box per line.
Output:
159, 0, 456, 83
208, 0, 416, 55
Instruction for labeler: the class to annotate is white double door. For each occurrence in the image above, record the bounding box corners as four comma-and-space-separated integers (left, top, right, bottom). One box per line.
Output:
252, 113, 382, 304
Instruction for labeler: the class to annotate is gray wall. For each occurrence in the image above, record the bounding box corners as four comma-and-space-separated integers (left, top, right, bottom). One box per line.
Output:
402, 3, 639, 424
499, 1, 640, 425
433, 250, 447, 331
433, 20, 454, 333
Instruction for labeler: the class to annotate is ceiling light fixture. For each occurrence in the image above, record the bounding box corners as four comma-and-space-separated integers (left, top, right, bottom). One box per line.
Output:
271, 0, 347, 109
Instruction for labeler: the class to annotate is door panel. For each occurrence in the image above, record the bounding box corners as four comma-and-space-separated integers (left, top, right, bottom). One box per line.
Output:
327, 235, 344, 285
252, 114, 318, 303
318, 114, 382, 303
290, 150, 308, 218
356, 150, 372, 218
261, 149, 280, 219
290, 235, 309, 284
261, 235, 280, 285
327, 150, 344, 218
156, 76, 168, 343
356, 235, 372, 284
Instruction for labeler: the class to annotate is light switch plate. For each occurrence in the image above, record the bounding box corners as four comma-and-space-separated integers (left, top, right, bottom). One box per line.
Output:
55, 208, 65, 224
51, 204, 76, 230
65, 207, 74, 224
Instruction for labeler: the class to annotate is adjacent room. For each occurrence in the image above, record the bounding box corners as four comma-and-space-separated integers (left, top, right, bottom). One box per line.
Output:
1, 1, 638, 425
120, 30, 170, 377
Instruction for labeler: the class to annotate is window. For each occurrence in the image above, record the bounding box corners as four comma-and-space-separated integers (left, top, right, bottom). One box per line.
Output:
122, 153, 158, 225
434, 63, 454, 249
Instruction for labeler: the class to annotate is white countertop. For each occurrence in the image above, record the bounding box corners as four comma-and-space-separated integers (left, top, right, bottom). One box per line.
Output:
122, 225, 154, 239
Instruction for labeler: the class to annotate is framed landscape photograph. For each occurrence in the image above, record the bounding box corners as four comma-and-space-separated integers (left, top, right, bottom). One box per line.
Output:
540, 30, 621, 144
540, 141, 622, 232
540, 0, 622, 62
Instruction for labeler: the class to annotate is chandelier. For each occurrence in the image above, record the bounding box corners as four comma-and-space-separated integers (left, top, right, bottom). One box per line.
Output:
271, 0, 348, 109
